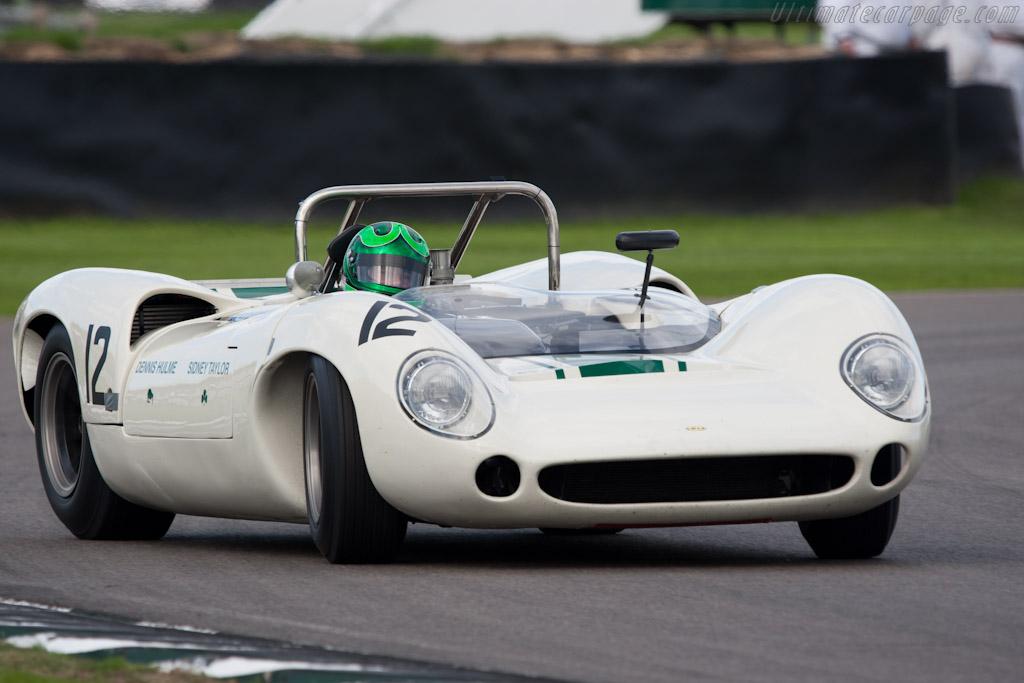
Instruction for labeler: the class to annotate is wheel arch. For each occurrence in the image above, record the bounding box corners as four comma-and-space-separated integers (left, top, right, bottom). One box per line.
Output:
249, 349, 313, 507
255, 290, 480, 518
18, 313, 63, 428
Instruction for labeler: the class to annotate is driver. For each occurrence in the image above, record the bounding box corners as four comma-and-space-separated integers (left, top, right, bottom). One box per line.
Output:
342, 222, 430, 295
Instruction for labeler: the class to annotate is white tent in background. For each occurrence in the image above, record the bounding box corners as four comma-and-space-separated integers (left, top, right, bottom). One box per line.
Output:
86, 0, 210, 10
242, 0, 668, 43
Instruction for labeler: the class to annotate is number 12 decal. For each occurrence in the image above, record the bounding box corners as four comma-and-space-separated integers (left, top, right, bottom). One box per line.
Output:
358, 302, 430, 345
85, 324, 111, 406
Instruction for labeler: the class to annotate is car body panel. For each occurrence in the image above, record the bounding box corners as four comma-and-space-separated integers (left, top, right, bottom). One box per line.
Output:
12, 183, 931, 542
14, 264, 931, 527
470, 251, 696, 299
13, 268, 248, 429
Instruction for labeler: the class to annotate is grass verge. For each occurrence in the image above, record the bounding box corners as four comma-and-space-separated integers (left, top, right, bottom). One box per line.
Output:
1, 177, 1022, 315
622, 20, 819, 46
0, 9, 260, 45
0, 642, 207, 683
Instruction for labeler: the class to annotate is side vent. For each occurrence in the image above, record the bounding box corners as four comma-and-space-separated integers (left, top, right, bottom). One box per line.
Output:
131, 294, 217, 344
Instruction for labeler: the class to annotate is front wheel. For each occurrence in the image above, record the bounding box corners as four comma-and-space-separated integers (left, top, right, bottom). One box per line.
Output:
799, 446, 901, 559
34, 325, 175, 540
303, 355, 406, 563
799, 495, 899, 559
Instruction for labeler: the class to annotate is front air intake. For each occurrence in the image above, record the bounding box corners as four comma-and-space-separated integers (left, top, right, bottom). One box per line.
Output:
476, 456, 521, 498
538, 455, 854, 505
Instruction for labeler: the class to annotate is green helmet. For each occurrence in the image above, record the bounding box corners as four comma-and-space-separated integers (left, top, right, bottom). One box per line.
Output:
342, 222, 430, 295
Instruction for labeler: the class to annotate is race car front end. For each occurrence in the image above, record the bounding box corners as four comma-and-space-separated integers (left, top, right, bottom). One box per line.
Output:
361, 349, 929, 531
358, 275, 930, 532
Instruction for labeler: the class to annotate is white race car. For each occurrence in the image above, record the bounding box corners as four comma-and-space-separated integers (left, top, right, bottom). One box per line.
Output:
12, 181, 930, 563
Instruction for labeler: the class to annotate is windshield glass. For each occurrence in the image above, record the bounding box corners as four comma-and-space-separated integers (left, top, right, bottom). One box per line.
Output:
394, 283, 720, 359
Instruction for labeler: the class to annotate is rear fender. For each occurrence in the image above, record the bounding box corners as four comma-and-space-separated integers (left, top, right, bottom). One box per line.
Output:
14, 268, 250, 426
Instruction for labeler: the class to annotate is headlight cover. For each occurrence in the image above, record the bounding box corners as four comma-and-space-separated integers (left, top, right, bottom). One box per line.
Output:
398, 350, 495, 439
841, 334, 927, 421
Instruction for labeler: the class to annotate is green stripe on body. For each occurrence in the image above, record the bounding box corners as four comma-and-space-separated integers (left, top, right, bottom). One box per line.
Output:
549, 359, 688, 380
579, 359, 664, 377
231, 286, 289, 298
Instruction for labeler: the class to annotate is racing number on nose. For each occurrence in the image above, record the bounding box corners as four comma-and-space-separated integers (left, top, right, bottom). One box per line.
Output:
85, 324, 111, 405
358, 302, 429, 345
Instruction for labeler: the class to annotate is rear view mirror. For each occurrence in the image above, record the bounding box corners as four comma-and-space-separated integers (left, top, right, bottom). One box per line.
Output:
286, 260, 325, 299
615, 230, 680, 252
614, 230, 680, 308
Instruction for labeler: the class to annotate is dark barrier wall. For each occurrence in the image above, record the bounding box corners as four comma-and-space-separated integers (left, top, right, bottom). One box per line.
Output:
954, 85, 1021, 183
0, 52, 953, 219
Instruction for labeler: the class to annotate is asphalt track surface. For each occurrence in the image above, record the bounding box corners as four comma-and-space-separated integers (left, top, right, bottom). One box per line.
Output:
2, 290, 1023, 683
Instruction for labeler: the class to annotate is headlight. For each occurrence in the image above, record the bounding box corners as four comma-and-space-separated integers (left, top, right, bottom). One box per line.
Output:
398, 350, 494, 439
841, 334, 927, 421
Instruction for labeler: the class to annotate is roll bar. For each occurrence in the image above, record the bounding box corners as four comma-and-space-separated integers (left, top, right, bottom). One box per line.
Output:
293, 181, 561, 291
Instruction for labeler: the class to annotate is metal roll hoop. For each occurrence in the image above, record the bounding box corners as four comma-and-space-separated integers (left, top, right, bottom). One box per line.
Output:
293, 181, 561, 291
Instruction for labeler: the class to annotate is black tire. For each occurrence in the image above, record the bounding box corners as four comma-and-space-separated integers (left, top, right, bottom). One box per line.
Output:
539, 528, 624, 536
34, 325, 175, 540
303, 355, 406, 563
799, 448, 901, 559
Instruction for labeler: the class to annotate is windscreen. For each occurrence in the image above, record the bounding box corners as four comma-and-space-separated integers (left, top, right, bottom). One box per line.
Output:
394, 283, 720, 359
